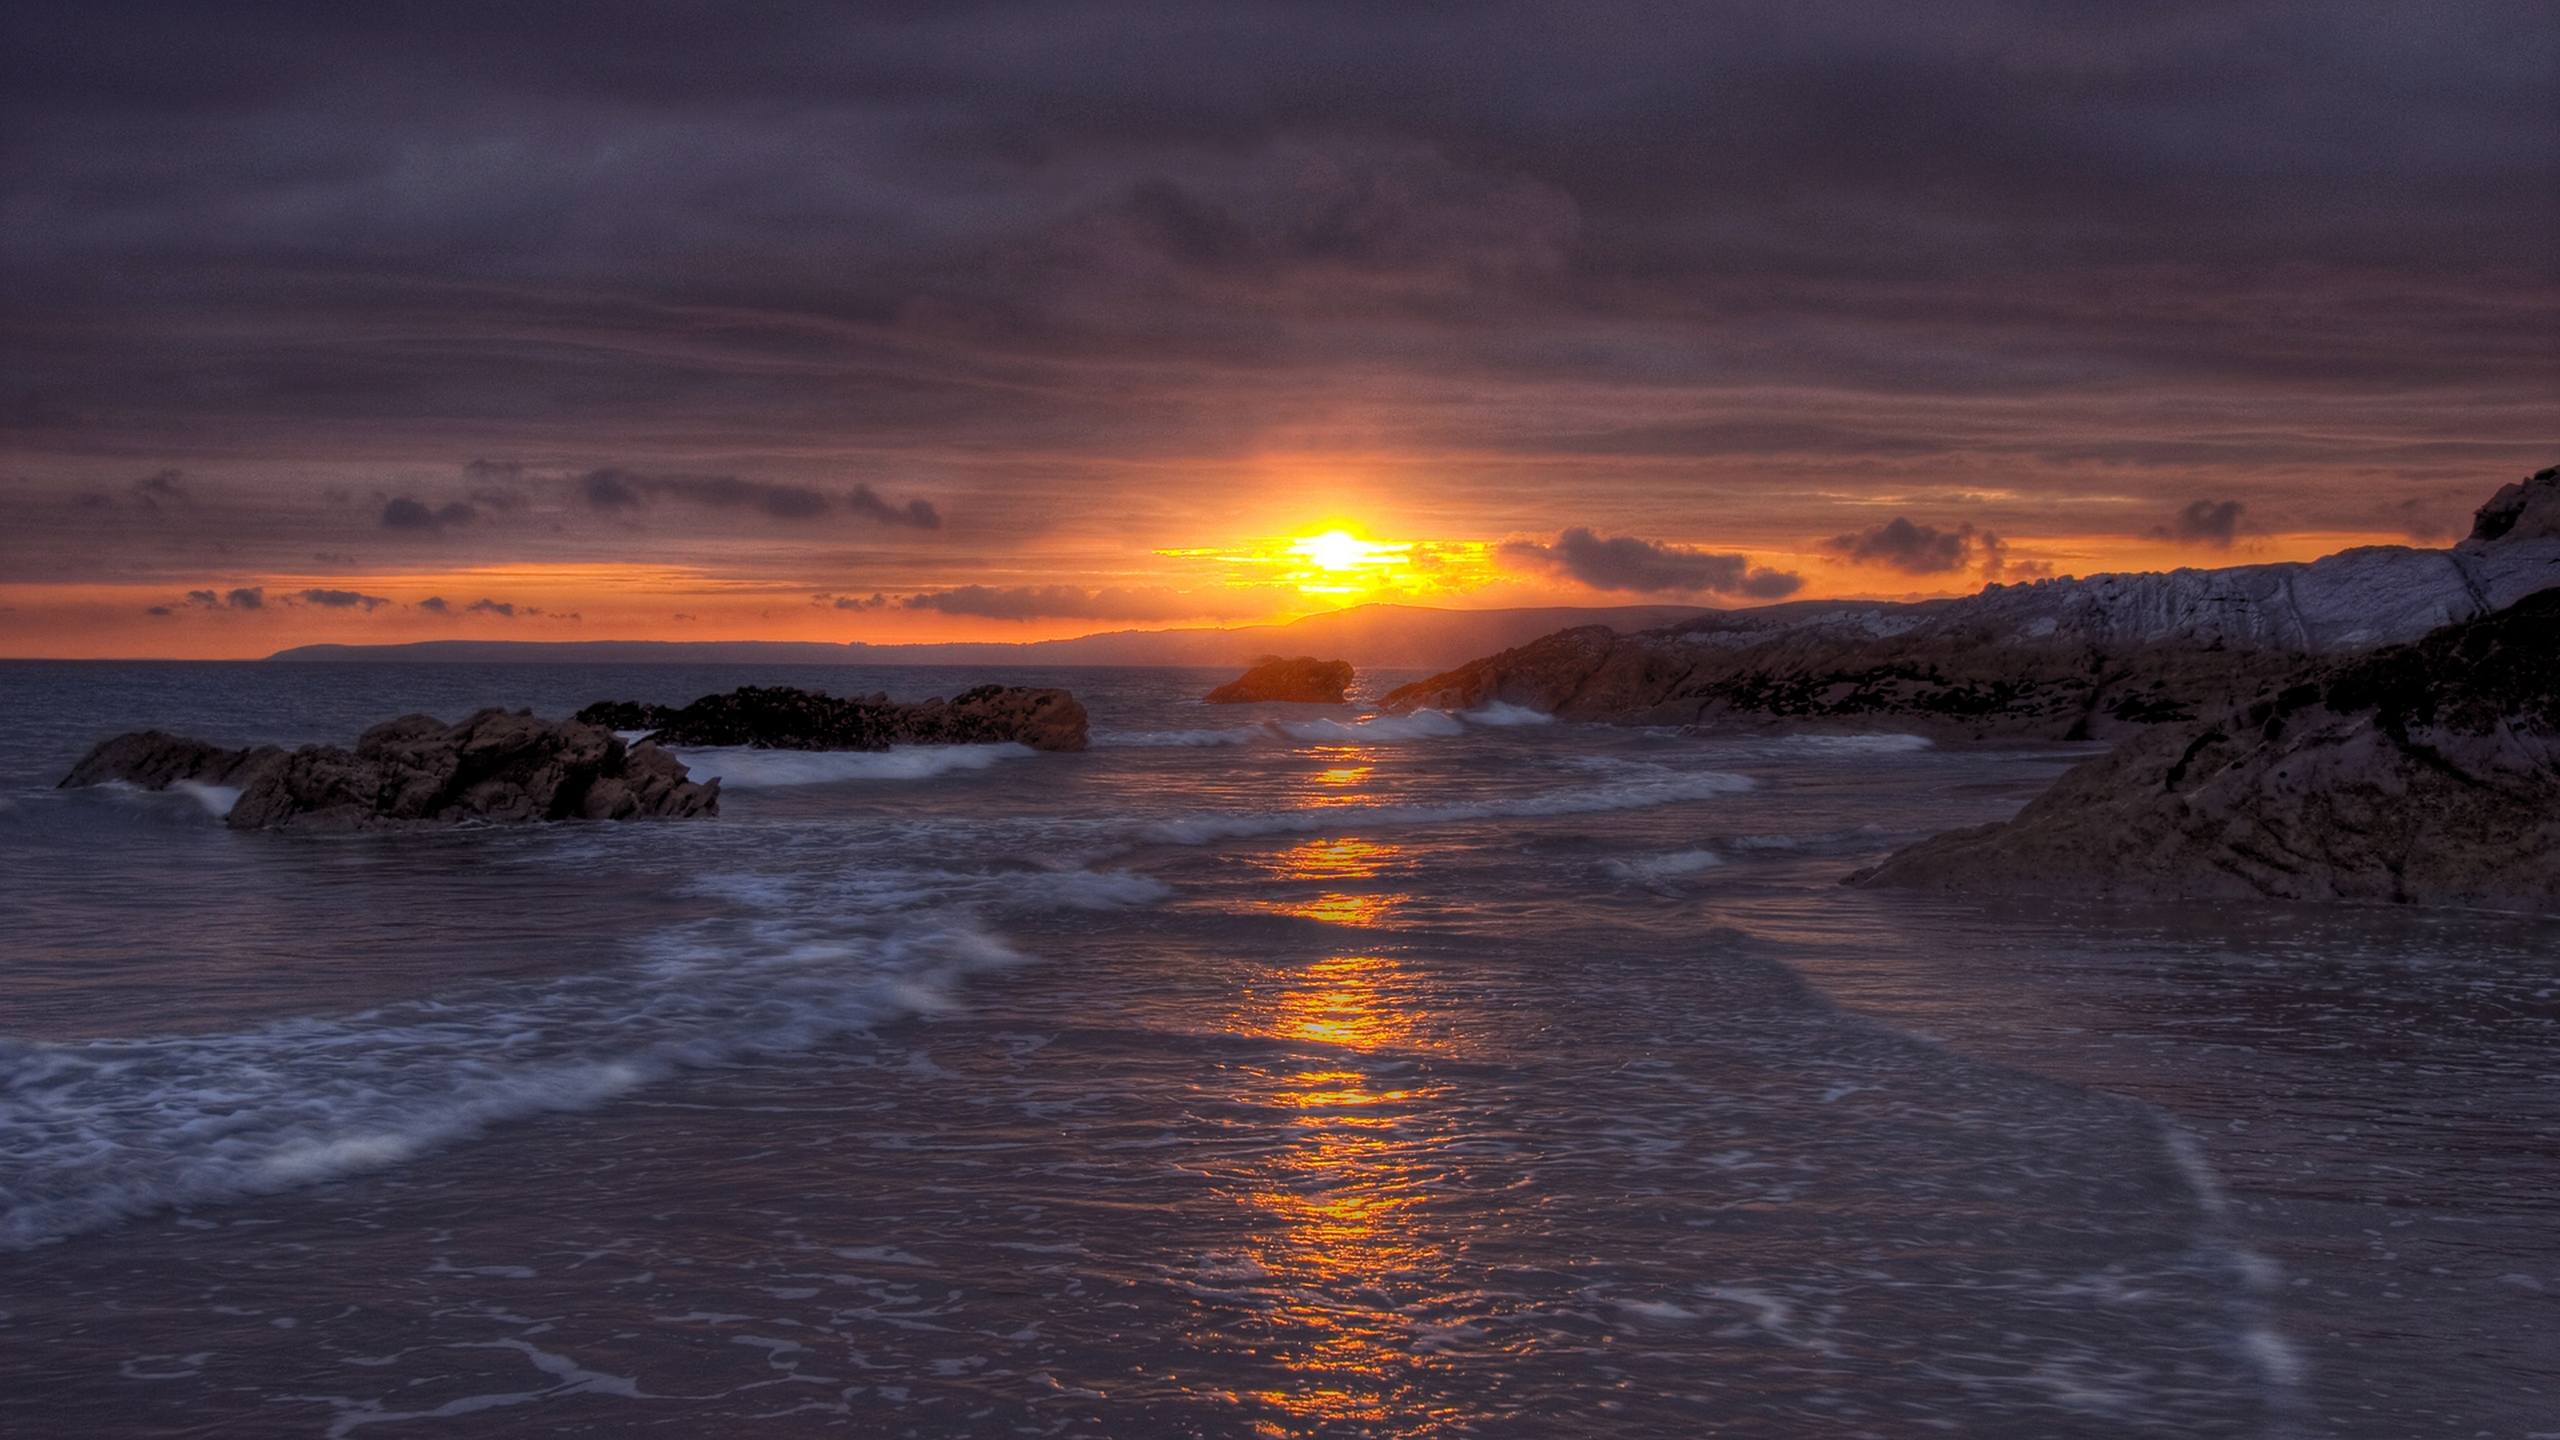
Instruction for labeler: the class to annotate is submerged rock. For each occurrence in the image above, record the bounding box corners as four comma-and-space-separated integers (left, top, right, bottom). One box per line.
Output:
1205, 655, 1354, 704
1382, 465, 2560, 742
61, 710, 718, 829
1851, 588, 2560, 910
577, 683, 1089, 753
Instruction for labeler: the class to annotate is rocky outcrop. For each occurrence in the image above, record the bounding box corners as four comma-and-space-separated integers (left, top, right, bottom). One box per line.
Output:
59, 731, 285, 791
1851, 589, 2560, 910
1383, 466, 2560, 742
61, 710, 719, 829
1204, 655, 1354, 704
577, 683, 1089, 753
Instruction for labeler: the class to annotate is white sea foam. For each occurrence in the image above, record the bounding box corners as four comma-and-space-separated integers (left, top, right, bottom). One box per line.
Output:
1273, 710, 1467, 743
1782, 733, 1933, 753
1099, 703, 1550, 750
1459, 700, 1554, 727
1604, 848, 1724, 883
1141, 771, 1753, 845
670, 743, 1033, 788
2160, 1127, 2308, 1412
1092, 728, 1260, 748
170, 781, 243, 818
0, 860, 1169, 1250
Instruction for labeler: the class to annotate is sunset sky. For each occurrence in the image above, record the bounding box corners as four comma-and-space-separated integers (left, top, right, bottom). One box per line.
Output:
4, 2, 2553, 658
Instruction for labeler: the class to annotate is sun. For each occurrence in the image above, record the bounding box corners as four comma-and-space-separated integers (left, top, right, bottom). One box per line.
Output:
1290, 529, 1401, 573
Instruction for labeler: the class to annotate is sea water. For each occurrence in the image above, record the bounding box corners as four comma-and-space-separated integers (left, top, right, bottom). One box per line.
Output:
0, 661, 2552, 1437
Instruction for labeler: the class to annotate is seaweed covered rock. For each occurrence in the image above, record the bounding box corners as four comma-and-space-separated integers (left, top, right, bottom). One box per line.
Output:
1205, 656, 1355, 704
1851, 588, 2560, 910
61, 711, 719, 829
582, 683, 1088, 753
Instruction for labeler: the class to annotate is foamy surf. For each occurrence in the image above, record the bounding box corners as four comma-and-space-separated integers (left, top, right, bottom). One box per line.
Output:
670, 742, 1034, 787
1604, 848, 1723, 883
170, 781, 242, 817
1141, 771, 1753, 844
1272, 710, 1466, 743
1099, 702, 1551, 750
1092, 727, 1261, 748
1780, 733, 1934, 753
0, 860, 1171, 1251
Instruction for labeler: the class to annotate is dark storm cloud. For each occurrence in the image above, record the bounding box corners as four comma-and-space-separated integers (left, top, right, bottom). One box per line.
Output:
1502, 529, 1804, 598
579, 469, 938, 527
131, 469, 187, 508
3, 0, 2553, 583
380, 496, 479, 531
845, 485, 944, 531
2156, 499, 2247, 547
290, 587, 390, 610
172, 585, 265, 611
1826, 518, 2013, 578
446, 596, 573, 620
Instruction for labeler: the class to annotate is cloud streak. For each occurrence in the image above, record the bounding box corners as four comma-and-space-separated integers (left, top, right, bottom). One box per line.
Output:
581, 470, 940, 528
1501, 529, 1803, 598
2158, 499, 2246, 547
1825, 518, 2012, 578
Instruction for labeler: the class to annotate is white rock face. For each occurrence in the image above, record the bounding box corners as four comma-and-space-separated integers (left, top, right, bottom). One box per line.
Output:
1963, 538, 2559, 652
1666, 464, 2560, 656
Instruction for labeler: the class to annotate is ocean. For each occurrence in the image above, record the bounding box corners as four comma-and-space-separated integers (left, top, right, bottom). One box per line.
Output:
2, 661, 2553, 1438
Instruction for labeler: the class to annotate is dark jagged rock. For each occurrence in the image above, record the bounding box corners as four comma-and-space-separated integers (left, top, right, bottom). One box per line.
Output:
1382, 465, 2560, 742
588, 684, 1089, 753
61, 711, 718, 830
2469, 463, 2560, 544
58, 731, 285, 791
1204, 655, 1355, 704
1851, 590, 2560, 910
571, 699, 676, 732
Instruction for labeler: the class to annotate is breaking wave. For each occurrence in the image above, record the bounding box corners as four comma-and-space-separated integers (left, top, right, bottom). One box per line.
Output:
1604, 848, 1724, 883
1092, 727, 1262, 748
670, 743, 1034, 788
1459, 700, 1555, 727
1099, 702, 1553, 751
1272, 710, 1466, 743
1781, 733, 1934, 753
0, 863, 1167, 1250
170, 781, 242, 818
1141, 771, 1753, 845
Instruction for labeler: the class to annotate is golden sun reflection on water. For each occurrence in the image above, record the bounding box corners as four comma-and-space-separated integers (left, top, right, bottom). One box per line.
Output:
1296, 749, 1377, 809
1257, 891, 1397, 927
1226, 950, 1459, 1431
1251, 837, 1409, 928
1268, 837, 1399, 882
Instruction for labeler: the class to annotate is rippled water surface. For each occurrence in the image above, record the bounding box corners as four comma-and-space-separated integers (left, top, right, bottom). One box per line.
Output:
1, 661, 2553, 1438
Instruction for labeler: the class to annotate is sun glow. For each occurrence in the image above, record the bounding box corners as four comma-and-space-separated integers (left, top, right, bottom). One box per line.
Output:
1290, 529, 1406, 574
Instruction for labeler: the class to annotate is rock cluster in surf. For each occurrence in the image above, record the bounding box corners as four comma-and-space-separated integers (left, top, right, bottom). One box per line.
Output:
62, 709, 719, 829
1851, 587, 2560, 909
1204, 655, 1355, 704
1383, 466, 2560, 743
577, 683, 1089, 753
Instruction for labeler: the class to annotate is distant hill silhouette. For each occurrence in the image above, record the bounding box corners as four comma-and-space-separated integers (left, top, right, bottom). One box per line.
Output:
265, 602, 1712, 673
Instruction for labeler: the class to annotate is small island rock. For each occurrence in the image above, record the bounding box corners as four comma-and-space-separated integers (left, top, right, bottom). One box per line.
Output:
1205, 656, 1355, 704
576, 683, 1088, 753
